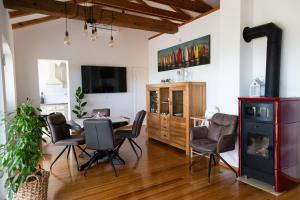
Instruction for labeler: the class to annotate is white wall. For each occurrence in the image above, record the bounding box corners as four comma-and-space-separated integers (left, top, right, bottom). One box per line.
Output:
149, 11, 220, 108
14, 19, 152, 120
148, 0, 300, 168
252, 0, 300, 97
0, 0, 16, 197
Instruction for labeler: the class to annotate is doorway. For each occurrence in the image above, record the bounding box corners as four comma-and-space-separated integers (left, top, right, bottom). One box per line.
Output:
38, 59, 70, 119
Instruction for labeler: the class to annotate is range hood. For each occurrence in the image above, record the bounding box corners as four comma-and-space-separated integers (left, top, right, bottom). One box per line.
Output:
46, 63, 63, 85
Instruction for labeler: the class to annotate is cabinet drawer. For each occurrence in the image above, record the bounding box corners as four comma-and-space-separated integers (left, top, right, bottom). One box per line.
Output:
148, 127, 160, 138
161, 120, 169, 129
160, 130, 170, 140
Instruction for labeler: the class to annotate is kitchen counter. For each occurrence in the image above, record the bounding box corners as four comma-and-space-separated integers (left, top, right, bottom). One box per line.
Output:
40, 103, 69, 116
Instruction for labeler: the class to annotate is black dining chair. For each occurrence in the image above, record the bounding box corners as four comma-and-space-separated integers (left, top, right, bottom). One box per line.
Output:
115, 110, 146, 159
83, 119, 124, 176
46, 113, 90, 171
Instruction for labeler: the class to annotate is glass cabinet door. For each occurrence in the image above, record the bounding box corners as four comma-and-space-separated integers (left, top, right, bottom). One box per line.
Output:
171, 88, 184, 118
160, 88, 170, 115
149, 90, 158, 113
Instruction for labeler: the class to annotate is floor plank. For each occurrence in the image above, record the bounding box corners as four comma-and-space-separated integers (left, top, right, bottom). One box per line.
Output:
41, 127, 300, 200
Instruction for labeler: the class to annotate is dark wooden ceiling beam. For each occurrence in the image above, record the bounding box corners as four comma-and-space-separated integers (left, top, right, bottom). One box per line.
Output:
147, 0, 212, 13
75, 0, 190, 22
9, 10, 32, 18
4, 0, 178, 34
12, 16, 59, 29
169, 5, 192, 18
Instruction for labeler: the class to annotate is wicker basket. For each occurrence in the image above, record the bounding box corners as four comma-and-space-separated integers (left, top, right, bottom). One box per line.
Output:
13, 169, 50, 200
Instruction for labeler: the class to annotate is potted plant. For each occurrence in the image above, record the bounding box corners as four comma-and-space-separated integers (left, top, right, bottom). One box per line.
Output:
72, 87, 87, 118
0, 100, 50, 200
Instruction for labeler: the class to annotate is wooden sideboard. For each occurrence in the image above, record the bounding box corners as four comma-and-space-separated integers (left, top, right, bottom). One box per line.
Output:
146, 82, 206, 155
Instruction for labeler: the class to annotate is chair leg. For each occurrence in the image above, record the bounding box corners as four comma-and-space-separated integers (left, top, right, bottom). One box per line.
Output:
215, 153, 238, 177
77, 145, 91, 158
109, 152, 118, 177
112, 151, 126, 165
72, 146, 80, 171
66, 146, 71, 160
189, 152, 208, 171
116, 138, 126, 152
50, 146, 68, 171
130, 139, 142, 156
128, 139, 140, 160
84, 154, 98, 176
212, 154, 217, 165
208, 154, 213, 183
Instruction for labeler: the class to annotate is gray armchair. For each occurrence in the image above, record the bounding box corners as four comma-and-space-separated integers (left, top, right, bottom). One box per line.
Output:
83, 119, 125, 176
46, 113, 90, 171
189, 113, 238, 182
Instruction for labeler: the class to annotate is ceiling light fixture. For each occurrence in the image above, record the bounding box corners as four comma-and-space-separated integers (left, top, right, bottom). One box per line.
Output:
108, 13, 115, 48
81, 4, 117, 45
63, 1, 71, 45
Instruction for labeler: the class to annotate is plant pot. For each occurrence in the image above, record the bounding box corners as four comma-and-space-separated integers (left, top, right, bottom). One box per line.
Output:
13, 169, 50, 200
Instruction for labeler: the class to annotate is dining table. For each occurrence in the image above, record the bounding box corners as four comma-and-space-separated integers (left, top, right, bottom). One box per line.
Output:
72, 116, 129, 130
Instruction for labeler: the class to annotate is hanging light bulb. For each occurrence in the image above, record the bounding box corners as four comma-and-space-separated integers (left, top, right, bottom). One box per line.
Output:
94, 27, 99, 39
64, 31, 71, 45
63, 2, 71, 45
108, 22, 114, 48
90, 27, 96, 41
84, 22, 88, 36
108, 35, 114, 48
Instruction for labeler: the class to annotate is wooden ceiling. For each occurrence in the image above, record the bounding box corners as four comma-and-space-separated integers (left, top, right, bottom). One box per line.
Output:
5, 0, 219, 33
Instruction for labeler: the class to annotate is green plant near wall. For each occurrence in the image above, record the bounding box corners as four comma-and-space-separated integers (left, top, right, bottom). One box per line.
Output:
0, 100, 45, 199
72, 87, 87, 118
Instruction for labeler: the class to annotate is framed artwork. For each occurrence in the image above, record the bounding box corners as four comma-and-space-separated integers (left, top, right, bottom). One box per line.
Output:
158, 35, 210, 72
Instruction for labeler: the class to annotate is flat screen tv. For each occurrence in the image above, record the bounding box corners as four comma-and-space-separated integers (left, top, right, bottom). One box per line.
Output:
81, 66, 127, 93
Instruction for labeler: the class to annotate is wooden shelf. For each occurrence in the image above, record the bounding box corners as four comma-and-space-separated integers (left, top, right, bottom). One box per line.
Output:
146, 82, 206, 155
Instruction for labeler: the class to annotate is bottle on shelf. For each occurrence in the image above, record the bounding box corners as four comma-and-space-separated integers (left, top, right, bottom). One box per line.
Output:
40, 92, 45, 104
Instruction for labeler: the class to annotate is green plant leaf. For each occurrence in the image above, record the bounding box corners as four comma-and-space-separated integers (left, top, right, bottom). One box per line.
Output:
72, 110, 79, 115
81, 102, 87, 107
79, 93, 84, 99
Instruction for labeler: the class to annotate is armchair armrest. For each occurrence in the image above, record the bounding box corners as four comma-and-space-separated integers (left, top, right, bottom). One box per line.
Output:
190, 126, 208, 141
217, 133, 236, 153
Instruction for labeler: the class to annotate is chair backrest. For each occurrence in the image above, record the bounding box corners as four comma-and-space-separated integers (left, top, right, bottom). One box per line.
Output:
47, 113, 70, 144
208, 113, 237, 142
91, 108, 110, 117
83, 119, 114, 151
132, 110, 146, 138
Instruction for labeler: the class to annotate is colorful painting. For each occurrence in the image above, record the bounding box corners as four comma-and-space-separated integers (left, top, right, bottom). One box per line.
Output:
158, 35, 210, 72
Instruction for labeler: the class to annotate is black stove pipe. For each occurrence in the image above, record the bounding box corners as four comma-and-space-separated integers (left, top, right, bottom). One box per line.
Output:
243, 23, 282, 97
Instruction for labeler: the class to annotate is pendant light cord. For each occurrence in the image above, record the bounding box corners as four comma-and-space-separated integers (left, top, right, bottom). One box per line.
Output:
111, 12, 114, 38
65, 1, 68, 32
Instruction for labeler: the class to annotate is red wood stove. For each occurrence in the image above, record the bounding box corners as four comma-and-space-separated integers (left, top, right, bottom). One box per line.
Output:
238, 97, 300, 192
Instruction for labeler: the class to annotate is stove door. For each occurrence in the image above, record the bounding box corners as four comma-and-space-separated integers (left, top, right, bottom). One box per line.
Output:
242, 121, 274, 185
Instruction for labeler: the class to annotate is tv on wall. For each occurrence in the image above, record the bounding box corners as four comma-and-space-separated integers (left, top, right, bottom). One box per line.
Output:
81, 66, 127, 93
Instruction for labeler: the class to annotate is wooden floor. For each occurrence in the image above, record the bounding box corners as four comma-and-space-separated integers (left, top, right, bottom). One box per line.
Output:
41, 127, 300, 200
